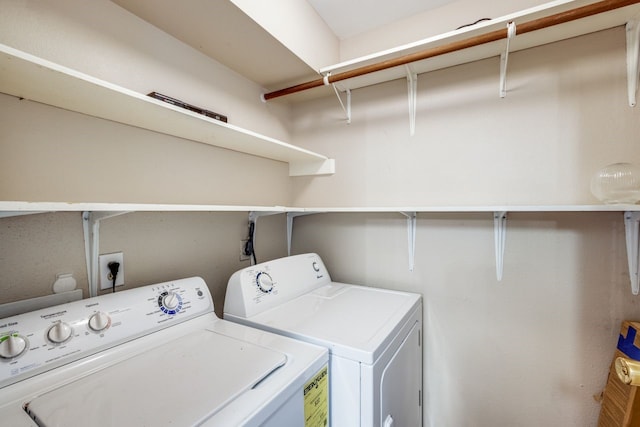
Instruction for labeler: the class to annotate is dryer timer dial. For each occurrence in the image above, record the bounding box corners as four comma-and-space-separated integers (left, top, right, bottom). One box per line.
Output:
256, 272, 274, 293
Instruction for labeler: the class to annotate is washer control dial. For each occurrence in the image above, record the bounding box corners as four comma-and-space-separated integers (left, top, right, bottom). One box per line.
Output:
158, 291, 183, 315
256, 272, 274, 293
0, 334, 27, 359
47, 322, 72, 343
88, 311, 111, 332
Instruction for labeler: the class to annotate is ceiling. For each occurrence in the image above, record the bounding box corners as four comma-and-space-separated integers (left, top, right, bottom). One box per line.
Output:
307, 0, 458, 39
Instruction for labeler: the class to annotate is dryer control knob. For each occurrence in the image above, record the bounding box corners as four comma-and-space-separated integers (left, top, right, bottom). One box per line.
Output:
0, 334, 27, 359
88, 311, 110, 332
162, 292, 180, 310
47, 322, 72, 343
256, 272, 274, 293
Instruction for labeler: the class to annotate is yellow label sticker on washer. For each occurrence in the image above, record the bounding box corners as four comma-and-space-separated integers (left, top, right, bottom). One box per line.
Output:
304, 365, 329, 427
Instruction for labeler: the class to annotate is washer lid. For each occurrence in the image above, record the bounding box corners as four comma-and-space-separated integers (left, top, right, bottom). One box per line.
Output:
24, 329, 287, 427
245, 283, 421, 364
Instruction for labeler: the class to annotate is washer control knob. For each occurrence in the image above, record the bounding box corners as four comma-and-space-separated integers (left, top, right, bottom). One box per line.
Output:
0, 334, 27, 359
256, 272, 274, 293
88, 311, 110, 332
163, 292, 180, 310
47, 322, 72, 343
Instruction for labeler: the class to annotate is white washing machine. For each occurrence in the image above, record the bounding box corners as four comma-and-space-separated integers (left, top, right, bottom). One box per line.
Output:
0, 277, 329, 426
224, 253, 423, 427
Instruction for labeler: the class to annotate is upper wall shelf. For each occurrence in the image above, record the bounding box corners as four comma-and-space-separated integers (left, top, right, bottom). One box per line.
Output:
264, 0, 640, 101
0, 43, 335, 177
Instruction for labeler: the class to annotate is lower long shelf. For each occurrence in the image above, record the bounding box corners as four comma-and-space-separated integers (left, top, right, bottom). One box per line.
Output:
3, 201, 640, 296
1, 201, 639, 214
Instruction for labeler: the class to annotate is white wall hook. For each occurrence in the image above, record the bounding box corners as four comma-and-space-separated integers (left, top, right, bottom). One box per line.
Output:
500, 22, 517, 98
494, 211, 508, 281
406, 65, 418, 136
400, 212, 417, 271
624, 211, 640, 294
626, 20, 640, 107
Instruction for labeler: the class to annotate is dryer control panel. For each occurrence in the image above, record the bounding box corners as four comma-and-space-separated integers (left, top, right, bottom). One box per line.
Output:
225, 253, 331, 318
0, 277, 213, 388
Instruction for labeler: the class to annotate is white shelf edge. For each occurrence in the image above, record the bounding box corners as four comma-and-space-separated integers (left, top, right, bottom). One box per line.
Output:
0, 201, 289, 215
2, 202, 639, 216
0, 43, 334, 177
296, 205, 640, 213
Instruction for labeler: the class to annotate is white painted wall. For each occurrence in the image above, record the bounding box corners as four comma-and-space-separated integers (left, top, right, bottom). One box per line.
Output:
291, 28, 640, 207
287, 24, 640, 427
291, 211, 639, 426
0, 1, 293, 309
0, 211, 289, 317
339, 0, 552, 60
231, 0, 339, 71
0, 0, 293, 205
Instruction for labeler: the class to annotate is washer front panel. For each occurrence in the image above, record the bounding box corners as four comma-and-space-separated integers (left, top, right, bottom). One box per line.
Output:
0, 277, 213, 388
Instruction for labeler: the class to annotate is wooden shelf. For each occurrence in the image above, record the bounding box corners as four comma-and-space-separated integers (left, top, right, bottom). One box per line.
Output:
0, 43, 335, 177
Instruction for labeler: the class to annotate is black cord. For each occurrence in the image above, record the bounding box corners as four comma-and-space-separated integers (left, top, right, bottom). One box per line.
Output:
456, 17, 491, 30
108, 262, 120, 294
243, 221, 257, 264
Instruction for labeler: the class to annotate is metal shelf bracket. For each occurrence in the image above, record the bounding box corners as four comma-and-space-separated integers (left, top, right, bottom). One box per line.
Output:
624, 211, 640, 294
327, 73, 352, 124
82, 211, 130, 298
494, 211, 508, 281
406, 66, 418, 136
500, 22, 517, 98
286, 212, 318, 255
626, 19, 640, 106
247, 211, 282, 264
400, 212, 417, 271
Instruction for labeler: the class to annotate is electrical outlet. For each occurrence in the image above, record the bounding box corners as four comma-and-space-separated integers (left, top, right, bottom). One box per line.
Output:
240, 239, 250, 261
99, 252, 125, 290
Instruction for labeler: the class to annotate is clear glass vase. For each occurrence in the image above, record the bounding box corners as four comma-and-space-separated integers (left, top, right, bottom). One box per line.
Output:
590, 162, 640, 204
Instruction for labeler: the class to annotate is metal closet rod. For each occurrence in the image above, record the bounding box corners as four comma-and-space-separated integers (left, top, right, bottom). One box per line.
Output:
263, 0, 640, 101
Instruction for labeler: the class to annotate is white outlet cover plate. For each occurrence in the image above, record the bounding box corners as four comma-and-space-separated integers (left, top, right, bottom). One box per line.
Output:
99, 252, 125, 290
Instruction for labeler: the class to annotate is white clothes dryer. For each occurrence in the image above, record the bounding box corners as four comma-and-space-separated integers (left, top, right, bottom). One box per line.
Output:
224, 253, 423, 427
0, 277, 329, 427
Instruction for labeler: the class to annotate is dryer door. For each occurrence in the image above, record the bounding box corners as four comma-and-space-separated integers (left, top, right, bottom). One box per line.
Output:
379, 322, 422, 427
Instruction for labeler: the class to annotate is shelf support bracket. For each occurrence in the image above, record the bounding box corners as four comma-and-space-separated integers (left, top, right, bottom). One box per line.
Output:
247, 211, 282, 265
494, 211, 508, 281
626, 20, 640, 107
500, 22, 516, 98
82, 211, 130, 298
327, 72, 351, 124
286, 212, 318, 256
400, 212, 417, 271
624, 211, 640, 294
406, 66, 418, 136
